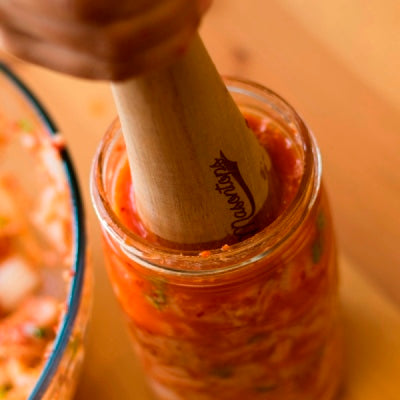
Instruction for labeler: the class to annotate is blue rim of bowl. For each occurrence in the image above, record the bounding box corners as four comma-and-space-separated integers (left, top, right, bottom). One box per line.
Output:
0, 62, 86, 399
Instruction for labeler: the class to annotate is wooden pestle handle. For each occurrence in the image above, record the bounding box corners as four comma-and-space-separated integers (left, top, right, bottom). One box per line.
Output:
111, 35, 274, 248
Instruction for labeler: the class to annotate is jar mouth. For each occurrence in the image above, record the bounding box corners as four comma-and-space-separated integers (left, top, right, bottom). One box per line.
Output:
90, 77, 321, 277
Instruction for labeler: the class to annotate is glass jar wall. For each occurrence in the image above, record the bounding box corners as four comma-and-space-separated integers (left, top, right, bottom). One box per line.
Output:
91, 78, 343, 400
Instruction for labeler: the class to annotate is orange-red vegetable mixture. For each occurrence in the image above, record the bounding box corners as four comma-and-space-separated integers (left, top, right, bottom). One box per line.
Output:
101, 114, 342, 400
0, 114, 73, 399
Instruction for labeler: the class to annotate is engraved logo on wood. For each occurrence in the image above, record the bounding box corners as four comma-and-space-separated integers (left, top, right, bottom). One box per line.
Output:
210, 151, 258, 239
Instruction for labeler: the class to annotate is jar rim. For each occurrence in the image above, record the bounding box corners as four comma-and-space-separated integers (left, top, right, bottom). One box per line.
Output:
90, 77, 321, 277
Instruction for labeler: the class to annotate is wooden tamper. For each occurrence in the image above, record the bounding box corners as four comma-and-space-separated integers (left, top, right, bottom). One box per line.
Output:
112, 35, 277, 249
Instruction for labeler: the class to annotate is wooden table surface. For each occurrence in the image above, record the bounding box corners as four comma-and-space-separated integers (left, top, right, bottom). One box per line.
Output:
1, 0, 399, 398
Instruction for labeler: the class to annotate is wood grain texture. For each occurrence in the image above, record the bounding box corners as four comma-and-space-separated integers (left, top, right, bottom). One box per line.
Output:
199, 0, 400, 306
340, 260, 400, 400
279, 0, 400, 108
1, 0, 399, 398
112, 36, 272, 246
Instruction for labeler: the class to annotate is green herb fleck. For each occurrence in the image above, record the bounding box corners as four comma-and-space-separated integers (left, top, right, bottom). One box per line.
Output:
0, 383, 12, 398
210, 365, 233, 379
146, 279, 168, 310
32, 326, 48, 339
17, 118, 34, 132
316, 211, 325, 230
311, 211, 325, 264
254, 384, 277, 393
311, 237, 323, 264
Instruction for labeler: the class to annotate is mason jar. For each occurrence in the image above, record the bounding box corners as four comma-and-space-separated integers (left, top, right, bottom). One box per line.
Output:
91, 78, 343, 400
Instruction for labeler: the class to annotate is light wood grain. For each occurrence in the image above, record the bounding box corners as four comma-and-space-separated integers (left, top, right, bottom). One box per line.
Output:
5, 0, 398, 302
112, 35, 272, 246
279, 0, 400, 109
1, 0, 399, 398
200, 0, 400, 306
340, 260, 400, 400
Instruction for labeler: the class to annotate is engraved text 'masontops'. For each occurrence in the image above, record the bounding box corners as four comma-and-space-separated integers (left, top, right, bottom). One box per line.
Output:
210, 151, 259, 239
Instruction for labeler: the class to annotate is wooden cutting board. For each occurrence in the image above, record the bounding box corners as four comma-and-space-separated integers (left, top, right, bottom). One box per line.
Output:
339, 259, 400, 400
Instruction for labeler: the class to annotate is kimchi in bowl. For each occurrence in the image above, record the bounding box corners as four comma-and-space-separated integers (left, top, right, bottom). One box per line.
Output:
0, 63, 89, 400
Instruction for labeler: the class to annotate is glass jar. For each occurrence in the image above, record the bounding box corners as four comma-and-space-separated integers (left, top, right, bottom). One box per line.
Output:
91, 78, 343, 400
